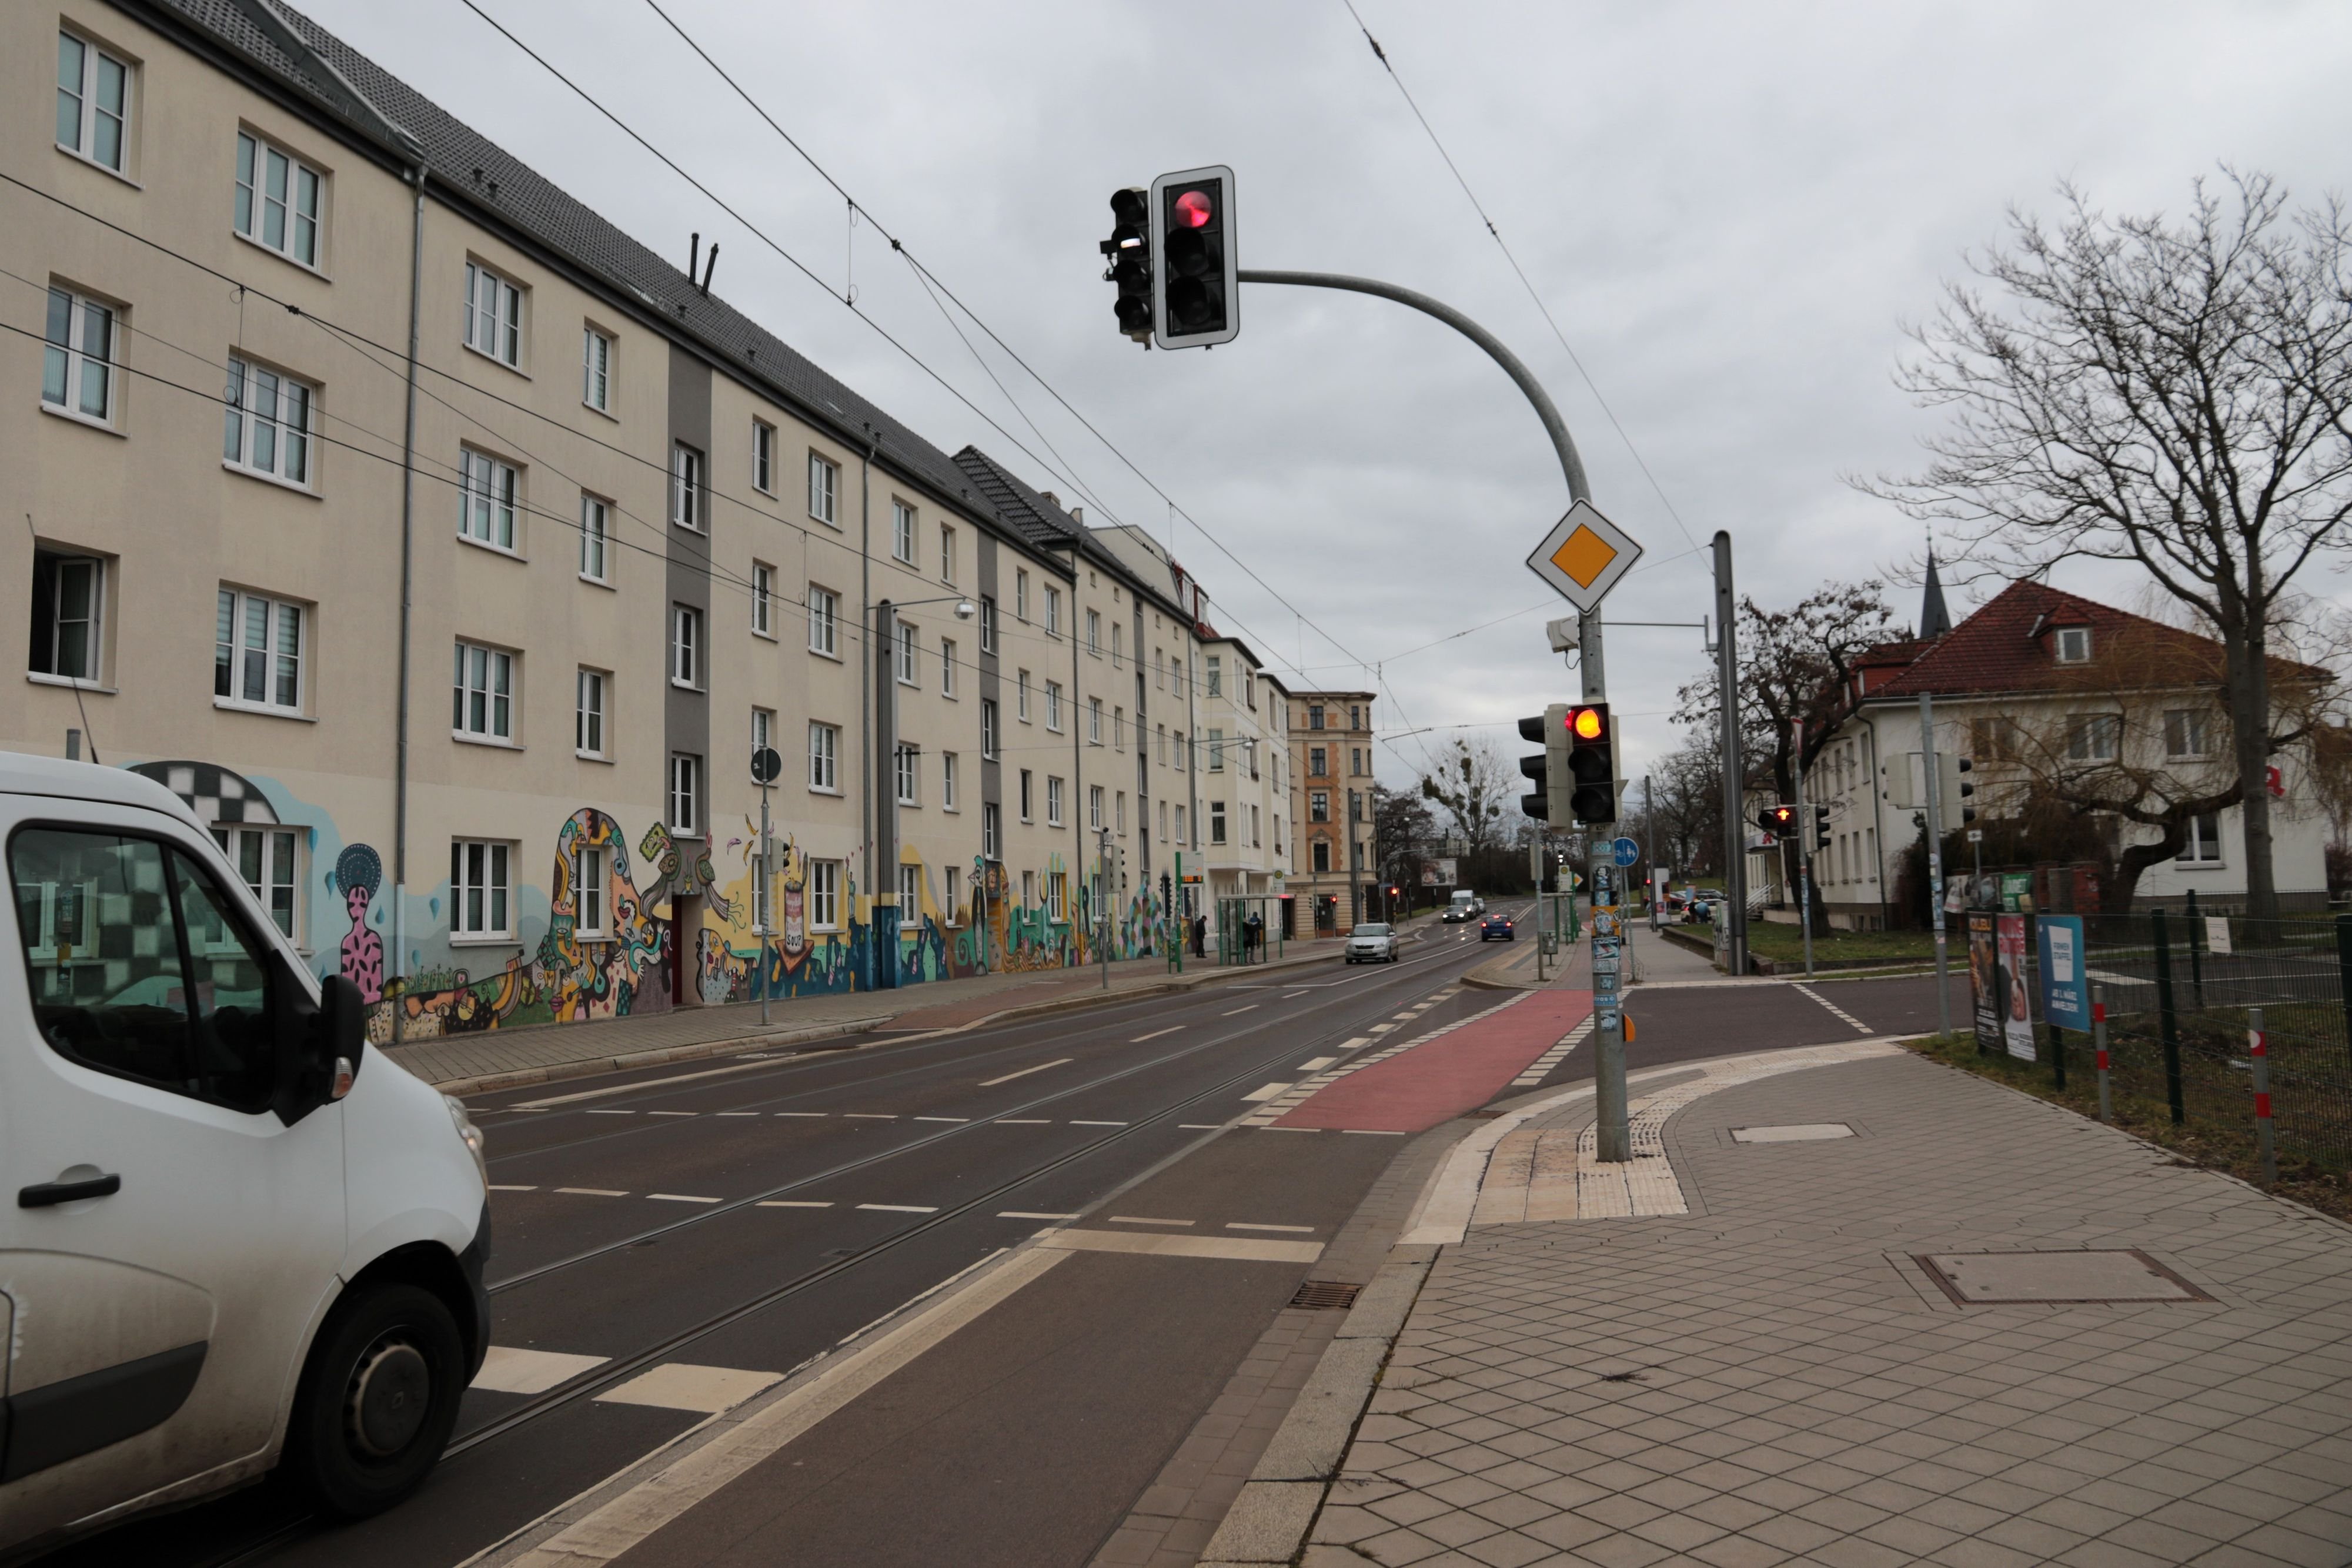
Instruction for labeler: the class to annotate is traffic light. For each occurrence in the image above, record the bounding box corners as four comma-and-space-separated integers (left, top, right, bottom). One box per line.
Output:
1942, 755, 1977, 829
1812, 804, 1832, 851
1516, 703, 1571, 822
1101, 187, 1152, 342
1150, 165, 1238, 348
1756, 803, 1796, 838
1566, 703, 1618, 824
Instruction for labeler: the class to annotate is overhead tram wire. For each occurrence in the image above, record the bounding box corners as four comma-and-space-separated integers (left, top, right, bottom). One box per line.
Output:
1337, 0, 1704, 559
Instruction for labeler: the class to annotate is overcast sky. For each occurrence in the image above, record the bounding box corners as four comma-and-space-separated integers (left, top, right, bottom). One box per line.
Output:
306, 0, 2352, 789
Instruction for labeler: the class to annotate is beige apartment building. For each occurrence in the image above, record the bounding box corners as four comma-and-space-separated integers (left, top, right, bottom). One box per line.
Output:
1287, 692, 1378, 935
4, 0, 1264, 1036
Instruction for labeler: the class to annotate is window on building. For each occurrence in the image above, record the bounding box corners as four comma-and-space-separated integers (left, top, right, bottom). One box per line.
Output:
669, 752, 701, 835
671, 442, 704, 531
213, 825, 298, 938
450, 840, 512, 938
1207, 656, 1222, 696
1016, 569, 1030, 621
1154, 648, 1164, 690
1307, 703, 1323, 730
2054, 626, 2093, 664
1088, 697, 1102, 744
57, 31, 131, 172
1046, 872, 1066, 923
808, 721, 840, 791
1174, 731, 1185, 770
1114, 706, 1125, 749
940, 638, 957, 697
808, 584, 839, 656
942, 750, 958, 810
983, 802, 1000, 858
896, 621, 918, 686
2178, 811, 2223, 865
1349, 790, 1364, 822
458, 449, 518, 551
979, 596, 997, 653
1156, 724, 1167, 766
750, 562, 775, 637
1046, 681, 1063, 733
808, 451, 839, 524
1351, 705, 1364, 729
1175, 804, 1188, 844
1160, 799, 1170, 842
1022, 871, 1037, 910
1018, 670, 1033, 723
1044, 586, 1060, 636
1088, 784, 1104, 831
1208, 728, 1225, 772
41, 285, 115, 423
898, 862, 920, 915
1309, 746, 1327, 777
1210, 801, 1228, 845
2164, 709, 2213, 758
753, 419, 775, 492
463, 261, 522, 366
893, 500, 917, 564
222, 357, 315, 486
2066, 713, 2121, 762
235, 136, 329, 270
452, 641, 513, 740
580, 494, 610, 582
896, 742, 920, 806
751, 707, 773, 774
1020, 769, 1035, 822
1312, 840, 1331, 872
940, 524, 956, 583
981, 699, 999, 759
1309, 790, 1329, 823
1087, 609, 1101, 656
1047, 775, 1064, 827
576, 667, 606, 757
28, 550, 103, 683
213, 589, 303, 713
1112, 624, 1123, 667
672, 604, 701, 688
808, 858, 841, 928
583, 327, 612, 412
573, 845, 607, 938
1118, 791, 1128, 834
1967, 715, 2019, 761
1250, 804, 1260, 847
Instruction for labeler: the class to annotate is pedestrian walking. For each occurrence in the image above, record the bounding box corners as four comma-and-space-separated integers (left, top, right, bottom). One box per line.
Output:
1191, 914, 1207, 958
1245, 910, 1264, 961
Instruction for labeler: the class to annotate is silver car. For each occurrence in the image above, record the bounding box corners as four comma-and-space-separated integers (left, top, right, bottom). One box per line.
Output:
1346, 922, 1399, 964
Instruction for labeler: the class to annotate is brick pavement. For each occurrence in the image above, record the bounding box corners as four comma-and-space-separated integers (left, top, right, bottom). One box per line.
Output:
1291, 1049, 2352, 1567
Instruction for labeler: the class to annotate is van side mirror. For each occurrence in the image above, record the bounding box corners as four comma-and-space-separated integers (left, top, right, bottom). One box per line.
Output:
276, 971, 365, 1124
315, 974, 365, 1101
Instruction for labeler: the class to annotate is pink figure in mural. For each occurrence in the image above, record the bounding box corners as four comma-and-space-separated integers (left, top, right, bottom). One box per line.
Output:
335, 843, 386, 1004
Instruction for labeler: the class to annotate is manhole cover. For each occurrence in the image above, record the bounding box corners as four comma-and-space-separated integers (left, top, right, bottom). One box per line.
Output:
1916, 1249, 2210, 1305
1732, 1124, 1854, 1144
1287, 1281, 1362, 1310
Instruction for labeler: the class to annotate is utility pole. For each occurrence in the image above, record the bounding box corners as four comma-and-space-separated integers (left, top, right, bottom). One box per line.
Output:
1791, 721, 1815, 981
757, 770, 775, 1025
873, 599, 900, 991
1097, 824, 1112, 989
1920, 692, 1953, 1037
1713, 531, 1746, 978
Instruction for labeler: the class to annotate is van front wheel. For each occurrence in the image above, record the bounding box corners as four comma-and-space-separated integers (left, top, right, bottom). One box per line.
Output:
283, 1283, 465, 1518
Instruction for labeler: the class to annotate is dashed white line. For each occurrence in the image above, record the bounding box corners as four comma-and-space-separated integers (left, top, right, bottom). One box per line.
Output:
1110, 1215, 1193, 1226
998, 1211, 1078, 1221
844, 1114, 898, 1120
996, 1118, 1050, 1125
857, 1203, 938, 1213
1795, 984, 1877, 1036
1131, 1026, 1183, 1042
1069, 1119, 1129, 1126
1227, 1222, 1314, 1233
587, 1109, 635, 1116
556, 1186, 626, 1196
716, 1111, 760, 1118
1283, 989, 1311, 998
1178, 1124, 1224, 1130
1368, 1024, 1394, 1035
1242, 1082, 1294, 1102
648, 1193, 721, 1205
1342, 1129, 1405, 1136
649, 1111, 697, 1118
756, 1199, 833, 1209
1335, 1037, 1372, 1051
489, 1184, 537, 1192
776, 1111, 826, 1118
914, 1116, 969, 1123
1297, 1057, 1337, 1072
980, 1058, 1071, 1086
1222, 1005, 1259, 1016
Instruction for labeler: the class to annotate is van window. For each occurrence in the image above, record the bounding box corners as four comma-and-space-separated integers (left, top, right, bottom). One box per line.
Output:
11, 827, 278, 1111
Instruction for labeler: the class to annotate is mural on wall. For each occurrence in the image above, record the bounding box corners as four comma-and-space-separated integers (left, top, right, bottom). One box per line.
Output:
332, 844, 386, 1003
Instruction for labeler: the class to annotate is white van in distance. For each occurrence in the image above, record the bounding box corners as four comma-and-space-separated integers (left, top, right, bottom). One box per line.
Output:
0, 754, 491, 1554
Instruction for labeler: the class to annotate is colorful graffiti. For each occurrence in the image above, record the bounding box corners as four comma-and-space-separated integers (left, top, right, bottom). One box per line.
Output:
332, 843, 386, 1003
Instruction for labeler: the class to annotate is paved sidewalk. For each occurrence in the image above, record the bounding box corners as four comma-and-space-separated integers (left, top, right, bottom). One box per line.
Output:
1234, 1047, 2352, 1567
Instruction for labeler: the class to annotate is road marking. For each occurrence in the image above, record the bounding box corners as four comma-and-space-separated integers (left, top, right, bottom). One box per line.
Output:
1342, 1129, 1405, 1136
1242, 1082, 1294, 1102
1110, 1215, 1194, 1226
1227, 1222, 1314, 1233
1511, 1017, 1595, 1088
1178, 1124, 1225, 1130
556, 1186, 627, 1196
473, 1346, 610, 1395
507, 1052, 818, 1109
997, 1211, 1078, 1221
1297, 1057, 1337, 1071
858, 1203, 938, 1213
1795, 984, 1877, 1036
1369, 1024, 1393, 1034
716, 1111, 760, 1117
647, 1193, 722, 1205
587, 1109, 636, 1116
844, 1113, 898, 1119
489, 1183, 537, 1192
996, 1118, 1050, 1124
596, 1363, 783, 1415
1264, 1125, 1321, 1132
1037, 1229, 1323, 1264
500, 1248, 1066, 1567
757, 1199, 833, 1208
1335, 1037, 1372, 1051
648, 1111, 697, 1117
1389, 1012, 1415, 1021
914, 1115, 968, 1123
1222, 1005, 1259, 1016
980, 1058, 1071, 1086
1069, 1119, 1128, 1126
776, 1111, 827, 1117
1131, 1026, 1183, 1042
1283, 989, 1311, 998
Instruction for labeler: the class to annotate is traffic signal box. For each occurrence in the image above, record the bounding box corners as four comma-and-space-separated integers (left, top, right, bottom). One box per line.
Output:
1150, 166, 1238, 348
1757, 804, 1797, 838
1812, 804, 1832, 851
1102, 187, 1152, 342
1565, 703, 1617, 824
1517, 703, 1572, 823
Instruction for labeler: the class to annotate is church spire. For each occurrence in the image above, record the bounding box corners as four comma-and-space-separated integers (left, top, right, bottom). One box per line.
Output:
1920, 549, 1953, 639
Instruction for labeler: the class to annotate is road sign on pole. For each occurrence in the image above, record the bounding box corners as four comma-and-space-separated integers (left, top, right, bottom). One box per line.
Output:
1526, 499, 1643, 611
1612, 836, 1639, 868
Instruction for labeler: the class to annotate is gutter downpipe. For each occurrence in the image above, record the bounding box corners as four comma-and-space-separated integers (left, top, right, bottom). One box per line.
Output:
391, 158, 425, 1044
1863, 708, 1891, 931
858, 432, 877, 991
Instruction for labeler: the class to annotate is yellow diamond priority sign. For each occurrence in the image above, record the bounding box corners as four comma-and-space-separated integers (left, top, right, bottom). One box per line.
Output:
1525, 499, 1642, 611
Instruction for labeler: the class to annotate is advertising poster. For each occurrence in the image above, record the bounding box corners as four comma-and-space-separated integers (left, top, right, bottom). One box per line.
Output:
1997, 913, 2035, 1060
2036, 915, 2088, 1033
1419, 858, 1459, 888
1966, 912, 2000, 1052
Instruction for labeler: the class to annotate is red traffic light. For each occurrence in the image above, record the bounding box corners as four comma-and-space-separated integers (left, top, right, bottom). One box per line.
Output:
1568, 706, 1606, 741
1172, 189, 1214, 228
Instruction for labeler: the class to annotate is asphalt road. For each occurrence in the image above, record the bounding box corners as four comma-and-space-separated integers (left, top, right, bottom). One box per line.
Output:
56, 908, 1513, 1568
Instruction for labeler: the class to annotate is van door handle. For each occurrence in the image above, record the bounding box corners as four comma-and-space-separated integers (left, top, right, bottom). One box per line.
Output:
18, 1174, 121, 1208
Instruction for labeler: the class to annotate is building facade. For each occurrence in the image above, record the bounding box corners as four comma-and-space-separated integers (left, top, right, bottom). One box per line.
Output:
1285, 691, 1378, 934
6, 0, 1272, 1037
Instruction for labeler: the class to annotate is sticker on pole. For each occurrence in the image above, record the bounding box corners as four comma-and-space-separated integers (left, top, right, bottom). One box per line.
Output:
1526, 499, 1643, 611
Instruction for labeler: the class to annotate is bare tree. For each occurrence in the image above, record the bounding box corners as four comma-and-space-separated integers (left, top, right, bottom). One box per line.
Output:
1862, 171, 2352, 921
1419, 736, 1512, 853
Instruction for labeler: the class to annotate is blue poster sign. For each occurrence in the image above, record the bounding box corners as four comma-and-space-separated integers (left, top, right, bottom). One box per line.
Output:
1612, 837, 1639, 867
2037, 915, 2089, 1032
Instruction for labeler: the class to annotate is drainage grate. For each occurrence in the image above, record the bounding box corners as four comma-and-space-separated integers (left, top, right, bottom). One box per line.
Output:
1916, 1249, 2211, 1305
1288, 1280, 1362, 1310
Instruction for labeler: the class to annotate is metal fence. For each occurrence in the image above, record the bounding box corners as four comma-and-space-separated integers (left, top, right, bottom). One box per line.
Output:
1980, 908, 2352, 1173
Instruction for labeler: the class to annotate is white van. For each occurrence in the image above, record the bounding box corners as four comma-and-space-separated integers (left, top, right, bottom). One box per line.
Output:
1444, 890, 1476, 922
0, 755, 490, 1554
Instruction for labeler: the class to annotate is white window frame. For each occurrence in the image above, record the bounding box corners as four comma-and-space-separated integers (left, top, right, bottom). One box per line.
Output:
752, 561, 776, 638
450, 839, 513, 940
942, 750, 959, 811
452, 640, 515, 742
671, 442, 704, 532
669, 751, 701, 837
671, 603, 701, 689
2177, 811, 2224, 866
808, 858, 842, 930
896, 621, 918, 687
751, 706, 773, 773
980, 596, 997, 653
41, 285, 116, 426
213, 587, 305, 714
2164, 708, 2212, 760
222, 355, 315, 487
1047, 775, 1064, 827
940, 637, 958, 698
753, 419, 775, 493
808, 584, 840, 658
808, 451, 840, 525
576, 666, 607, 758
1112, 623, 1123, 667
56, 31, 131, 175
1046, 871, 1066, 924
896, 742, 920, 806
1120, 792, 1130, 835
463, 260, 523, 367
1211, 801, 1228, 845
983, 803, 1000, 860
1044, 586, 1061, 637
1020, 770, 1034, 823
458, 448, 519, 552
981, 700, 999, 760
1088, 784, 1104, 831
1113, 706, 1124, 750
1208, 728, 1225, 772
808, 721, 840, 793
1015, 570, 1030, 622
30, 550, 104, 684
579, 493, 610, 583
573, 844, 608, 938
1088, 698, 1102, 745
234, 129, 322, 268
1046, 681, 1063, 734
1018, 670, 1032, 723
2055, 626, 2093, 664
898, 863, 921, 915
1087, 609, 1101, 656
893, 500, 917, 564
2067, 713, 2121, 763
582, 325, 613, 412
940, 524, 956, 584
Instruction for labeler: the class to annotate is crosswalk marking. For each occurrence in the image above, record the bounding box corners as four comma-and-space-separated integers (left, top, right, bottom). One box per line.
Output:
596, 1362, 782, 1415
1511, 1017, 1594, 1088
1242, 1082, 1293, 1102
473, 1346, 609, 1395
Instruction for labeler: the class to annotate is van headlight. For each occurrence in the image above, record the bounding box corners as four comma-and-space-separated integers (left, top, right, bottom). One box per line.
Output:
445, 1094, 489, 1186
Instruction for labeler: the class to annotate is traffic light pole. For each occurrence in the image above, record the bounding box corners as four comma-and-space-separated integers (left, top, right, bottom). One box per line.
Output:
1790, 725, 1815, 982
1920, 693, 1954, 1038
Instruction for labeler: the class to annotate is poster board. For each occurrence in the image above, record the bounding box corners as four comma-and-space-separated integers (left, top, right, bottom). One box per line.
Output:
1966, 912, 2001, 1053
2037, 915, 2088, 1032
1997, 913, 2036, 1061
